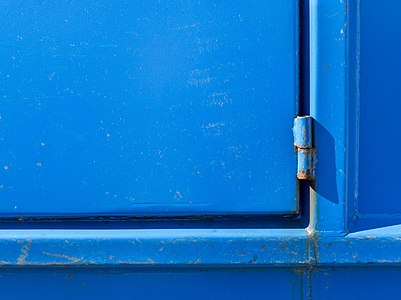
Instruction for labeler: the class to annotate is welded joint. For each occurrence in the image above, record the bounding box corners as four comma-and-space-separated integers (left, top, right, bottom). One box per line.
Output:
293, 116, 315, 181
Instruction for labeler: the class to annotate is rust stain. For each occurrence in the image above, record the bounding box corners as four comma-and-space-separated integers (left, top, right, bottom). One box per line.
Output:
297, 169, 312, 180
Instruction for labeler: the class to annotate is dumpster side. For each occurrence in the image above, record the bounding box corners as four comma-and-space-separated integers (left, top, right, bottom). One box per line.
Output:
0, 1, 400, 299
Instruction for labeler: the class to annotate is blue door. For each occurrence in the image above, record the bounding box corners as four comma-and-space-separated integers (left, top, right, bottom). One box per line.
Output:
0, 1, 299, 217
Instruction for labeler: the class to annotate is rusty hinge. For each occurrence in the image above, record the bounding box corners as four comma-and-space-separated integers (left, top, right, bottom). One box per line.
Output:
293, 116, 315, 180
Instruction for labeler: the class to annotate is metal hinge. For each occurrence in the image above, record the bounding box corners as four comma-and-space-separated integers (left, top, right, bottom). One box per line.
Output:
293, 116, 315, 181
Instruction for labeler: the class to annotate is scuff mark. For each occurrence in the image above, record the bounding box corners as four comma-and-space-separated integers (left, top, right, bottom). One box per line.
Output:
17, 240, 32, 264
206, 92, 232, 107
41, 252, 82, 263
187, 69, 212, 87
202, 122, 226, 136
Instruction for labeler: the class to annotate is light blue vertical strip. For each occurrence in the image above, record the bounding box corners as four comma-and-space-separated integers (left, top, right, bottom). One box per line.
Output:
309, 0, 348, 234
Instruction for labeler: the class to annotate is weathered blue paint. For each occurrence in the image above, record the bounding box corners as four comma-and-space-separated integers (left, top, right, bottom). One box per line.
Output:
318, 225, 401, 266
297, 149, 314, 180
0, 0, 299, 217
293, 116, 314, 180
346, 0, 401, 232
0, 229, 309, 267
293, 116, 313, 149
307, 0, 401, 269
0, 0, 400, 299
309, 0, 348, 234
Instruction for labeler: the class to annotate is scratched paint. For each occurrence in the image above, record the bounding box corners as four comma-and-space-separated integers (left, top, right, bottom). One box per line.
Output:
0, 0, 299, 217
293, 116, 315, 180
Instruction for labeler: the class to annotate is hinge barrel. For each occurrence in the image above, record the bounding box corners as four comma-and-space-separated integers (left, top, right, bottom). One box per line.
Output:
293, 116, 315, 180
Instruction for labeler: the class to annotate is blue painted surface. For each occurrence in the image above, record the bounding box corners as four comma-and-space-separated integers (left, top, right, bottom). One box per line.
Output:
0, 268, 303, 300
0, 0, 401, 299
358, 0, 401, 213
0, 1, 299, 217
293, 116, 314, 180
0, 229, 308, 266
311, 268, 401, 299
309, 0, 348, 233
349, 0, 401, 231
296, 149, 313, 180
293, 116, 312, 149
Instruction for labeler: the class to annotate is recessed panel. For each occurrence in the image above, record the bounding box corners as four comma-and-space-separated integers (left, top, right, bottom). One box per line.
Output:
0, 1, 299, 216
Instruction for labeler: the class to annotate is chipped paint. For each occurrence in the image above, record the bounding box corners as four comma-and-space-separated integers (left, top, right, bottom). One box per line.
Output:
0, 229, 310, 267
293, 116, 315, 180
41, 252, 82, 263
17, 240, 31, 265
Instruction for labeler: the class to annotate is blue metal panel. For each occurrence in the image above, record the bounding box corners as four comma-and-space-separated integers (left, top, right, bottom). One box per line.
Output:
346, 0, 401, 231
0, 268, 303, 300
356, 0, 401, 220
311, 268, 401, 299
0, 1, 299, 217
0, 229, 308, 266
309, 0, 348, 233
2, 1, 401, 299
307, 0, 401, 272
